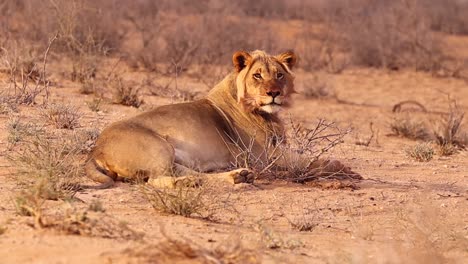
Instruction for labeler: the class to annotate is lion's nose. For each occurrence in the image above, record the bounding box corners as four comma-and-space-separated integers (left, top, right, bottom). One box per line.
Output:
266, 91, 280, 98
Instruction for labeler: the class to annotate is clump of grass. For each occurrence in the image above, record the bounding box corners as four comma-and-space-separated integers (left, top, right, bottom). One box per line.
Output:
73, 128, 100, 154
287, 213, 318, 232
390, 114, 430, 140
118, 231, 260, 264
79, 79, 97, 95
88, 199, 105, 213
86, 97, 102, 112
255, 223, 302, 250
143, 179, 236, 220
300, 75, 335, 99
45, 205, 142, 240
6, 116, 44, 147
41, 103, 81, 129
0, 101, 17, 114
112, 78, 143, 108
9, 131, 85, 200
14, 181, 48, 228
405, 142, 435, 162
436, 143, 458, 156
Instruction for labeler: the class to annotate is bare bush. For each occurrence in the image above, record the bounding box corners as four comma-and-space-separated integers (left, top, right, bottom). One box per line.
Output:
48, 0, 122, 55
274, 118, 352, 182
433, 99, 466, 150
41, 103, 82, 129
111, 78, 143, 108
226, 117, 353, 183
0, 38, 55, 105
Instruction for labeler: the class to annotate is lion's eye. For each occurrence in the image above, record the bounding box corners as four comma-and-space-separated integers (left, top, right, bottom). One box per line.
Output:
277, 72, 284, 80
253, 73, 262, 79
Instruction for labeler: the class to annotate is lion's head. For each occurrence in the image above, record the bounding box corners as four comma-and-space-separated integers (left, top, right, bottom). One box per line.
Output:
232, 50, 297, 114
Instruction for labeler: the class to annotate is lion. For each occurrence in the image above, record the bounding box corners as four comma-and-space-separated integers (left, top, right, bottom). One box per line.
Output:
85, 50, 356, 188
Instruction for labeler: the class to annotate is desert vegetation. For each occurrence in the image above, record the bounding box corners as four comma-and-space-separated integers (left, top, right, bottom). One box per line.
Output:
0, 0, 467, 263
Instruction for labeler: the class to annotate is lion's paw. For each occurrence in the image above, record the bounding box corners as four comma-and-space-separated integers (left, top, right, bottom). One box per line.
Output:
229, 169, 255, 184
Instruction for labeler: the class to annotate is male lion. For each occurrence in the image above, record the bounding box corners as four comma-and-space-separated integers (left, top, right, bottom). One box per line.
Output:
86, 50, 355, 188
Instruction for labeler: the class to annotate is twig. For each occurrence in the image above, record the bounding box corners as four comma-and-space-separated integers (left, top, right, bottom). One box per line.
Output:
42, 33, 58, 105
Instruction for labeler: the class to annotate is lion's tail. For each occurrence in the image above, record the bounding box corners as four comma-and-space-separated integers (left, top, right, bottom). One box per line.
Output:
83, 159, 116, 189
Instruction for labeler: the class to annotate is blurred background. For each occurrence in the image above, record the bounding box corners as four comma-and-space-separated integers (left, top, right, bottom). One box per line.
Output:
2, 0, 468, 76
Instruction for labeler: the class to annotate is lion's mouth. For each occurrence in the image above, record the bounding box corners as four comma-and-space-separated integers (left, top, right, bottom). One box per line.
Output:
261, 98, 282, 106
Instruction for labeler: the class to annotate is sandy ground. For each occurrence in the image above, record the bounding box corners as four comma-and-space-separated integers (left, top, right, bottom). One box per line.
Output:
0, 63, 467, 264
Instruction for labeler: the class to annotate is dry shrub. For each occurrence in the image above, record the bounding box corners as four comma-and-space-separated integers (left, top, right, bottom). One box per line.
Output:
273, 118, 353, 182
86, 97, 103, 112
226, 118, 356, 185
330, 0, 446, 72
111, 78, 143, 108
8, 129, 90, 200
298, 74, 335, 99
390, 114, 430, 141
129, 10, 286, 72
123, 1, 164, 70
48, 0, 122, 55
149, 78, 200, 102
405, 142, 434, 162
426, 0, 468, 35
115, 232, 260, 264
0, 39, 55, 105
432, 99, 466, 152
41, 103, 82, 129
143, 180, 237, 220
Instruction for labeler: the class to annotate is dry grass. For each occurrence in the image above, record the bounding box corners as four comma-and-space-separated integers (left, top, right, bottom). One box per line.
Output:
299, 75, 336, 99
255, 223, 302, 250
15, 192, 142, 240
405, 142, 435, 162
390, 114, 430, 141
85, 97, 102, 112
111, 77, 143, 108
116, 231, 261, 264
143, 179, 237, 220
8, 129, 88, 200
41, 103, 82, 129
287, 213, 318, 232
6, 116, 44, 147
43, 205, 142, 240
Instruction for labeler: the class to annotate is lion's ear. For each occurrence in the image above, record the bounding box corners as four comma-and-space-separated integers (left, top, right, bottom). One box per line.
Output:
276, 51, 297, 70
232, 51, 252, 72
